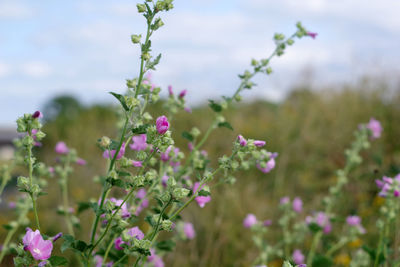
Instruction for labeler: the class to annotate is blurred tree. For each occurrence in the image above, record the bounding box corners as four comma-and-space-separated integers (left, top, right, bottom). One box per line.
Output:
43, 95, 82, 122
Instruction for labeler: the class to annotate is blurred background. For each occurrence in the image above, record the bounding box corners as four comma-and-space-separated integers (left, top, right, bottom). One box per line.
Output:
1, 0, 400, 266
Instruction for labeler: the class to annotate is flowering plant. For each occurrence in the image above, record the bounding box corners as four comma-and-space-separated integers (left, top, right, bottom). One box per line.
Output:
0, 1, 352, 267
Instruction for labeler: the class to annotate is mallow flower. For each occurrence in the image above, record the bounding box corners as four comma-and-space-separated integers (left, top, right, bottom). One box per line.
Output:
183, 222, 196, 239
23, 228, 53, 261
366, 118, 382, 139
130, 134, 148, 151
292, 249, 305, 265
103, 142, 126, 160
243, 214, 257, 228
55, 141, 69, 155
292, 197, 303, 213
193, 182, 211, 208
156, 116, 169, 134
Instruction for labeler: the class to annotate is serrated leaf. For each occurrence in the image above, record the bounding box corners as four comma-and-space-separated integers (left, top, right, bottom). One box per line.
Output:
132, 124, 150, 134
49, 256, 68, 266
109, 92, 129, 111
208, 100, 222, 112
146, 53, 162, 70
181, 131, 194, 142
218, 121, 233, 130
156, 240, 175, 251
198, 190, 210, 196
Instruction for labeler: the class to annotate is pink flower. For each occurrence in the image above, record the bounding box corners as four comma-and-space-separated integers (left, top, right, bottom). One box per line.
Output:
136, 189, 147, 199
32, 111, 43, 119
23, 228, 53, 261
307, 31, 318, 39
135, 198, 149, 216
132, 160, 143, 167
156, 116, 169, 134
148, 249, 164, 267
109, 198, 130, 218
128, 226, 144, 240
193, 182, 211, 208
55, 142, 69, 154
130, 134, 148, 151
168, 85, 173, 96
183, 222, 196, 239
263, 220, 272, 227
103, 143, 126, 160
243, 214, 257, 228
188, 142, 194, 151
366, 118, 382, 139
184, 107, 192, 113
292, 197, 303, 213
162, 175, 169, 187
292, 249, 305, 265
160, 146, 173, 162
237, 135, 247, 146
253, 140, 266, 147
346, 215, 366, 234
76, 158, 86, 165
179, 89, 187, 98
114, 237, 124, 250
280, 196, 290, 205
257, 158, 276, 173
307, 212, 332, 234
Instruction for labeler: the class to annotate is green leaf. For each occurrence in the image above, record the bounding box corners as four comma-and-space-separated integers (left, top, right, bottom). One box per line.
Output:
49, 256, 68, 266
146, 53, 162, 70
312, 255, 333, 267
362, 245, 385, 264
308, 222, 322, 233
109, 92, 129, 111
156, 240, 175, 252
208, 100, 222, 112
181, 131, 194, 142
61, 235, 88, 253
77, 202, 92, 214
132, 124, 150, 134
198, 190, 210, 196
106, 177, 126, 189
218, 121, 233, 130
3, 224, 12, 230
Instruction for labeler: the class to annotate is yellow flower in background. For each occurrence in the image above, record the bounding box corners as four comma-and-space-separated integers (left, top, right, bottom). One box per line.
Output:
334, 253, 351, 266
348, 238, 362, 249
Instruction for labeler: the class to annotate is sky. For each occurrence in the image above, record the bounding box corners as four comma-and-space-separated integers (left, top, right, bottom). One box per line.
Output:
1, 0, 400, 126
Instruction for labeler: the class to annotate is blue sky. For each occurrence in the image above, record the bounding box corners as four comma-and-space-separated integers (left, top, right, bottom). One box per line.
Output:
1, 0, 400, 126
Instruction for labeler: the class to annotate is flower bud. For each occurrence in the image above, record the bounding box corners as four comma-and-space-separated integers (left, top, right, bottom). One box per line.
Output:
137, 3, 146, 13
100, 136, 111, 147
131, 34, 141, 44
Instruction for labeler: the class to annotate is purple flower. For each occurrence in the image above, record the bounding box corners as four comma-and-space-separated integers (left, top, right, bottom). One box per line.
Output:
160, 146, 172, 162
130, 134, 148, 151
55, 142, 69, 154
178, 89, 187, 98
32, 111, 43, 119
183, 222, 196, 239
168, 85, 174, 96
114, 237, 124, 250
136, 189, 147, 199
162, 175, 169, 187
237, 135, 247, 146
109, 198, 130, 218
280, 196, 290, 205
156, 116, 169, 134
263, 220, 272, 227
253, 140, 266, 147
366, 118, 382, 139
128, 226, 144, 240
243, 214, 257, 228
8, 201, 16, 209
307, 31, 318, 39
292, 197, 303, 213
298, 265, 307, 267
148, 249, 164, 267
135, 198, 149, 216
184, 107, 192, 113
51, 232, 63, 242
346, 215, 366, 234
394, 190, 400, 197
103, 142, 126, 160
292, 249, 305, 265
257, 158, 276, 173
193, 182, 211, 208
76, 158, 86, 165
307, 212, 332, 234
132, 160, 143, 167
23, 228, 53, 261
188, 142, 194, 151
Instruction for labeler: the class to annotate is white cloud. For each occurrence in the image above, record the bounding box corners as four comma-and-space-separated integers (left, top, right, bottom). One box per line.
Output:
0, 2, 33, 19
21, 62, 52, 78
0, 62, 11, 77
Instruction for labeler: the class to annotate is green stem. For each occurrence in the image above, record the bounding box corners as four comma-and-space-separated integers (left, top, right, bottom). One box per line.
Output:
375, 226, 385, 267
326, 237, 348, 257
61, 158, 74, 236
27, 143, 40, 230
102, 235, 116, 265
114, 255, 128, 266
89, 116, 130, 245
307, 231, 323, 266
0, 225, 17, 263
